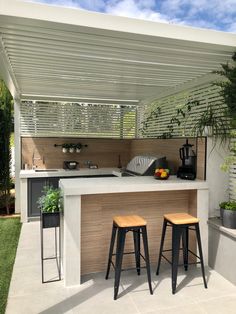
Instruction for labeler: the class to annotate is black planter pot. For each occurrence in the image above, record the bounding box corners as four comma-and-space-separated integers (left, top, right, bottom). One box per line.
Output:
41, 211, 60, 229
222, 210, 236, 229
220, 207, 224, 220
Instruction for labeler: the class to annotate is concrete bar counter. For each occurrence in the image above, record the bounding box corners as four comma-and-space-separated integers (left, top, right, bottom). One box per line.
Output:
59, 176, 209, 287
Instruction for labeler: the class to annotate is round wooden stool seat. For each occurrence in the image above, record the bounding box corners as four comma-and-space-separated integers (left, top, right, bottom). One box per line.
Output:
113, 215, 147, 228
164, 213, 199, 225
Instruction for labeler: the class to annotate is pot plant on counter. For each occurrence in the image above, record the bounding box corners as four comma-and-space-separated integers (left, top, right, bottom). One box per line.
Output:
62, 143, 70, 153
219, 201, 236, 229
38, 186, 61, 228
75, 143, 82, 153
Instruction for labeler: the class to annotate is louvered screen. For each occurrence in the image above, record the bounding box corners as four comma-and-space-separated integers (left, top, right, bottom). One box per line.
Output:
20, 101, 137, 138
138, 84, 227, 138
229, 137, 236, 201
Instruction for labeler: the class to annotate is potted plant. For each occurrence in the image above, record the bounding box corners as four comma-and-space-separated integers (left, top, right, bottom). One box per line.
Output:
191, 104, 230, 144
219, 201, 236, 229
38, 186, 61, 228
75, 143, 82, 153
69, 144, 75, 153
62, 143, 70, 153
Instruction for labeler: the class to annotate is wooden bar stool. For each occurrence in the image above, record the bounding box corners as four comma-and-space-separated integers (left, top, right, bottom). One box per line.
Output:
105, 215, 153, 300
156, 213, 207, 294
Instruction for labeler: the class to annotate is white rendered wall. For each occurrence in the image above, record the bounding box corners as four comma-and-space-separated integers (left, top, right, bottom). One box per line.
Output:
206, 137, 229, 217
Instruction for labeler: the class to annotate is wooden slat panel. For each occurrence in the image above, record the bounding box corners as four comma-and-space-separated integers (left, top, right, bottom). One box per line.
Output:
196, 137, 206, 180
21, 137, 131, 169
21, 137, 206, 178
81, 190, 197, 275
130, 137, 205, 177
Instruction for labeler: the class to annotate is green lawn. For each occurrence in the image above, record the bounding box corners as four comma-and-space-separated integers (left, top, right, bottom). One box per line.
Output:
0, 218, 21, 314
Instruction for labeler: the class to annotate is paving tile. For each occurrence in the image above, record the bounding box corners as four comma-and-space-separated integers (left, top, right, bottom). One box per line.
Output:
6, 221, 236, 314
197, 295, 236, 314
6, 290, 74, 314
144, 303, 206, 314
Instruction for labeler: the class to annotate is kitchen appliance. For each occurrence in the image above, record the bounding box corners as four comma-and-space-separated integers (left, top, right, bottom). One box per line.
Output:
121, 155, 167, 176
63, 160, 79, 170
177, 139, 196, 180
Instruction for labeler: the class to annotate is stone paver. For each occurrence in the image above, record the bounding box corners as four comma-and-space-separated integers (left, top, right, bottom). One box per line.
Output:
6, 221, 236, 314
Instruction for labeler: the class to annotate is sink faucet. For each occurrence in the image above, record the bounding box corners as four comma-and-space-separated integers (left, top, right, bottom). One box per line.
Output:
32, 150, 43, 169
84, 160, 92, 168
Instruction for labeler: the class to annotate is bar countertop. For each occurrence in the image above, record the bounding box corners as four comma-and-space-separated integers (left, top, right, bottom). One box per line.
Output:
59, 175, 208, 196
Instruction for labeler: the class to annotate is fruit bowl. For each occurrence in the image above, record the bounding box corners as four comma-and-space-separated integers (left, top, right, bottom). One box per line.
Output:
154, 168, 170, 180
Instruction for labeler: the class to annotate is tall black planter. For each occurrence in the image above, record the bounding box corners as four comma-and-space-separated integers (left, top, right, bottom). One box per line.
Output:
40, 210, 61, 283
222, 210, 236, 229
41, 211, 60, 228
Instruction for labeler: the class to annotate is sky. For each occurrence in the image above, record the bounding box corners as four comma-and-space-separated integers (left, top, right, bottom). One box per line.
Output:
31, 0, 236, 33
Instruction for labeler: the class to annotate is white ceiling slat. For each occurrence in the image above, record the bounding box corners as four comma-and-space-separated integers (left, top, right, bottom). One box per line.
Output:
4, 39, 230, 68
1, 20, 234, 55
4, 40, 232, 67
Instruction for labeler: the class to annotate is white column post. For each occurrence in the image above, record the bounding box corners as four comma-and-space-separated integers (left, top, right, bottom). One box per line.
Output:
197, 188, 209, 265
62, 193, 82, 287
14, 97, 21, 214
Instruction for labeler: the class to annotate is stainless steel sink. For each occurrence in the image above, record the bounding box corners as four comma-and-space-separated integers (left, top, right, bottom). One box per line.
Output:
35, 169, 59, 172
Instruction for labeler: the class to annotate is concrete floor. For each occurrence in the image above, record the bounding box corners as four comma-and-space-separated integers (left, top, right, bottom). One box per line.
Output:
6, 221, 236, 314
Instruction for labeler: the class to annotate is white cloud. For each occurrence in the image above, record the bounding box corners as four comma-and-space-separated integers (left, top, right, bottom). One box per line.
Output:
31, 0, 236, 32
105, 0, 170, 23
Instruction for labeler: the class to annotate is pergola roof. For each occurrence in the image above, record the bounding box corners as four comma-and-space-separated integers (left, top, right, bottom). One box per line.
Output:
0, 0, 236, 103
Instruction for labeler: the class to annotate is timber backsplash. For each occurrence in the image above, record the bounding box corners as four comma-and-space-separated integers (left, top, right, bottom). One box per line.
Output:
21, 137, 206, 179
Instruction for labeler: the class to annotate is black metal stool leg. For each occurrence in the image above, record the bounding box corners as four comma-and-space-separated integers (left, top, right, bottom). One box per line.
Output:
182, 226, 189, 271
195, 224, 208, 289
40, 217, 44, 284
105, 224, 117, 280
133, 229, 141, 275
156, 219, 167, 275
142, 226, 153, 295
172, 225, 182, 294
114, 228, 126, 300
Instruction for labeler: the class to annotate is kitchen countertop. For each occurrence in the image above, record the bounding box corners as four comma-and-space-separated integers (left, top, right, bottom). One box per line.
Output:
60, 175, 208, 196
20, 167, 121, 178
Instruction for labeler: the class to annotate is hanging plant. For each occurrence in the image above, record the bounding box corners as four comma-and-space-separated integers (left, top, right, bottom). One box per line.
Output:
213, 52, 236, 123
62, 143, 70, 153
191, 104, 230, 145
69, 144, 76, 153
75, 143, 82, 153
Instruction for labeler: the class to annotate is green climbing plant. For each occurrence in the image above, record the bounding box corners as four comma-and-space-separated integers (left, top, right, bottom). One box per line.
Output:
0, 80, 13, 214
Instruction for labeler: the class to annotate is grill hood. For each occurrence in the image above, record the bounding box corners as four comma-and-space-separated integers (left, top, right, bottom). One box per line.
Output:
124, 155, 167, 176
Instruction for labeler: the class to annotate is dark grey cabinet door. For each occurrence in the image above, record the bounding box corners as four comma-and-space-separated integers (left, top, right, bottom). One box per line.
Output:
28, 178, 47, 217
48, 177, 59, 189
28, 177, 60, 217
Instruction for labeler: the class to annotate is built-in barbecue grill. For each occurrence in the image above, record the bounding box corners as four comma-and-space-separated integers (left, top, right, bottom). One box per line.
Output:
121, 155, 167, 176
